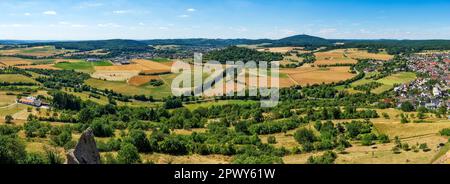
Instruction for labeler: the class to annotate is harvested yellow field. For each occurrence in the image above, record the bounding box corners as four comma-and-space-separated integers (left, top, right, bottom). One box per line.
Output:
314, 49, 357, 65
257, 47, 306, 54
0, 46, 72, 57
128, 75, 161, 86
141, 153, 232, 164
314, 49, 393, 65
345, 48, 393, 60
281, 66, 355, 86
16, 64, 60, 70
0, 57, 33, 66
95, 59, 171, 73
93, 59, 172, 81
133, 59, 172, 74
0, 92, 17, 107
92, 71, 140, 81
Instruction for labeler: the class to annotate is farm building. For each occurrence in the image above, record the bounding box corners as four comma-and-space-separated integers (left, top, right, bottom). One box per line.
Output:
18, 96, 42, 107
86, 58, 101, 62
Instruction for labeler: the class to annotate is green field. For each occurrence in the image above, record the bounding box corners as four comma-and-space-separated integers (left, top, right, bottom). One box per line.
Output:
21, 46, 55, 54
85, 77, 173, 99
337, 72, 417, 94
0, 74, 38, 83
54, 61, 112, 73
151, 58, 172, 62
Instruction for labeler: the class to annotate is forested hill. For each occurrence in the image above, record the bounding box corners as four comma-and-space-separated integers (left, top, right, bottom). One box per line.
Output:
7, 34, 450, 53
142, 38, 272, 47
142, 35, 330, 47
27, 39, 152, 51
16, 35, 330, 49
273, 34, 332, 46
204, 46, 283, 62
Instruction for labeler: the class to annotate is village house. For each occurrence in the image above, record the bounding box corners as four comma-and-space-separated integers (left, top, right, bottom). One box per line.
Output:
86, 58, 101, 62
18, 96, 42, 107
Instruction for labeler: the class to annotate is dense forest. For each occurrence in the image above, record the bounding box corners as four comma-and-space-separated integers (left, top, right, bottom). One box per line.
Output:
204, 46, 283, 62
27, 39, 153, 52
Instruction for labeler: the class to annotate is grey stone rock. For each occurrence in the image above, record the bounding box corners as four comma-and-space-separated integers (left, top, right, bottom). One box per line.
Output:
66, 128, 101, 164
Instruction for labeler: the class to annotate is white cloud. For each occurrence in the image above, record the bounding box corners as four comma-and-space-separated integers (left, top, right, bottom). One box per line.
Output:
59, 21, 70, 25
43, 11, 57, 15
113, 10, 130, 14
187, 8, 196, 12
138, 22, 145, 26
178, 14, 189, 18
159, 26, 168, 30
24, 13, 31, 16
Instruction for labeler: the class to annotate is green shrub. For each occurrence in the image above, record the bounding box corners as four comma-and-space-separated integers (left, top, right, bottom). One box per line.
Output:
378, 134, 390, 144
440, 128, 450, 136
294, 128, 316, 145
128, 130, 152, 153
0, 135, 27, 164
361, 133, 377, 146
117, 143, 141, 164
90, 119, 114, 137
306, 151, 337, 164
51, 130, 72, 147
267, 136, 277, 144
20, 153, 48, 164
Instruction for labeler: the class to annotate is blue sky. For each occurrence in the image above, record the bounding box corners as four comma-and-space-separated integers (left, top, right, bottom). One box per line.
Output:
1, 0, 450, 40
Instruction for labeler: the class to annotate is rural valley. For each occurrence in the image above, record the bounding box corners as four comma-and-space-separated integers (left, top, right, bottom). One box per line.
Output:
1, 34, 449, 164
1, 0, 450, 168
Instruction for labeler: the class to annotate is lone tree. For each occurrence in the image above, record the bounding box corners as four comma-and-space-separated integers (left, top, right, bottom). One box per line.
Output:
5, 115, 13, 124
117, 143, 141, 164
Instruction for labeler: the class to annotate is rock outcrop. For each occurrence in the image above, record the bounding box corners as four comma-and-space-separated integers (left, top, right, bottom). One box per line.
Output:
66, 128, 101, 164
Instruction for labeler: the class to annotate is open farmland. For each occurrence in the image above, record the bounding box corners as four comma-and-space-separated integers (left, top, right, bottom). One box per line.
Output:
281, 65, 356, 86
0, 74, 37, 83
16, 64, 61, 70
257, 47, 306, 54
128, 75, 161, 86
345, 48, 393, 60
92, 59, 172, 81
94, 59, 171, 74
314, 49, 358, 65
0, 46, 73, 57
54, 60, 112, 73
338, 72, 417, 94
0, 57, 87, 70
314, 49, 393, 65
85, 76, 173, 98
0, 92, 17, 107
0, 57, 34, 66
